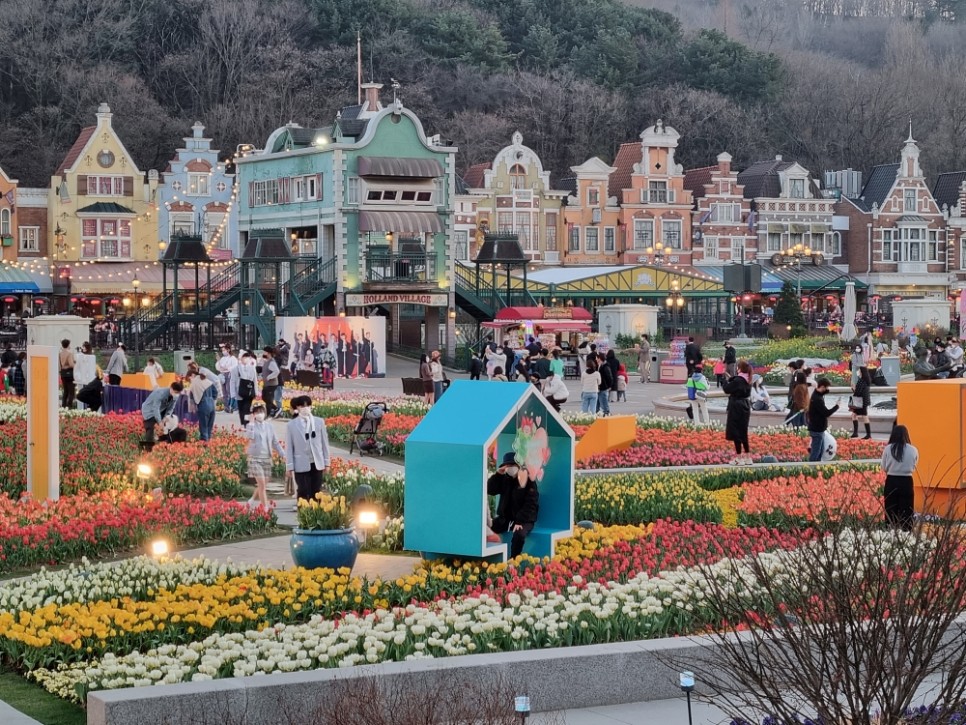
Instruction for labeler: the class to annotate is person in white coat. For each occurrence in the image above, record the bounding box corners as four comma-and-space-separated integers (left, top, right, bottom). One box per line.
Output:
215, 344, 239, 414
73, 342, 98, 408
285, 394, 331, 505
246, 401, 285, 509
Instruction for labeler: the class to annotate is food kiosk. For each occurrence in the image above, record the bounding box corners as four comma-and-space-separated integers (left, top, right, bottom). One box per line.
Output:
482, 307, 593, 377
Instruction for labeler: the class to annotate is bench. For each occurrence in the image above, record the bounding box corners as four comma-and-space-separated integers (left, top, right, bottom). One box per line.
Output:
401, 377, 424, 397
494, 526, 561, 559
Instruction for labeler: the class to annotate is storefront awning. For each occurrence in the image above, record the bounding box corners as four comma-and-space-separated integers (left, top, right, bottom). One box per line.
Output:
790, 223, 808, 234
0, 265, 43, 293
357, 156, 443, 178
810, 224, 830, 233
766, 223, 785, 233
493, 306, 593, 322
482, 319, 592, 332
359, 210, 443, 234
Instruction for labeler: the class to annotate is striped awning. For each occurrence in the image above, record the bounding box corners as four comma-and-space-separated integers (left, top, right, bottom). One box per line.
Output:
359, 210, 443, 234
357, 156, 443, 178
766, 223, 785, 233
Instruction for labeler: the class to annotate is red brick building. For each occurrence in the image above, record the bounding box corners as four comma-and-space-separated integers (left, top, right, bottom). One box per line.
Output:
684, 152, 756, 266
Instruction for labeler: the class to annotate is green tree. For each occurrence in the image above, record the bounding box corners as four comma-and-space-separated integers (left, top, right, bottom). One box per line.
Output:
773, 281, 806, 336
679, 29, 784, 104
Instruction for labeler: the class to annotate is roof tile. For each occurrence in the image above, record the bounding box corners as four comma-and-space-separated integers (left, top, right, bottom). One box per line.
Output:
933, 170, 966, 213
857, 163, 899, 209
683, 165, 715, 200
55, 126, 96, 177
462, 162, 491, 189
608, 142, 641, 200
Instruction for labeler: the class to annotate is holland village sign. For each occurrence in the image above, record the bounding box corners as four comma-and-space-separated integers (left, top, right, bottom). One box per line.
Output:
345, 292, 449, 306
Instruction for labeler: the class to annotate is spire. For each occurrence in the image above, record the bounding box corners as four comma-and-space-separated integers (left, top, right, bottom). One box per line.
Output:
906, 118, 915, 144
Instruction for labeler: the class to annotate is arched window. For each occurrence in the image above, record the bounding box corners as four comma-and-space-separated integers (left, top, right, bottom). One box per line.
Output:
509, 164, 527, 190
0, 208, 9, 236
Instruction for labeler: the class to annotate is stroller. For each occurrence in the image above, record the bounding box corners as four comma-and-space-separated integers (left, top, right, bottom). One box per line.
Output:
348, 402, 387, 456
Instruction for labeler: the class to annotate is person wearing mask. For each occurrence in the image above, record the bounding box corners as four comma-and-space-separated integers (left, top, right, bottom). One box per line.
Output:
948, 338, 964, 373
275, 338, 291, 373
419, 353, 434, 405
58, 339, 76, 408
722, 360, 753, 465
686, 336, 704, 377
542, 369, 569, 412
784, 371, 810, 429
533, 348, 552, 385
246, 401, 285, 509
881, 424, 918, 531
580, 360, 601, 413
141, 381, 184, 444
260, 347, 281, 418
143, 357, 164, 389
235, 351, 258, 425
638, 335, 651, 383
486, 452, 539, 559
105, 343, 128, 386
300, 348, 316, 371
932, 342, 951, 379
216, 344, 238, 413
73, 342, 98, 408
285, 394, 331, 505
686, 368, 710, 424
849, 366, 873, 440
750, 374, 773, 411
430, 350, 445, 401
807, 377, 840, 462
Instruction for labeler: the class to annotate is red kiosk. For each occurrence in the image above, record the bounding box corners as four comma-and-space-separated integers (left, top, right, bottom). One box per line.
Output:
482, 306, 593, 350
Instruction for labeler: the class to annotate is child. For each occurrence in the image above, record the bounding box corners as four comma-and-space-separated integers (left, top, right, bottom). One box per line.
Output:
616, 363, 628, 402
713, 358, 726, 388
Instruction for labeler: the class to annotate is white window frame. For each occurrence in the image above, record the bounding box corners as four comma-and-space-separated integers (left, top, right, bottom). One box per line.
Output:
294, 177, 306, 202
454, 230, 469, 261
81, 217, 132, 259
648, 180, 668, 204
731, 237, 744, 261
568, 226, 580, 252
830, 231, 842, 257
662, 219, 682, 249
788, 178, 806, 199
362, 182, 434, 206
347, 177, 359, 205
509, 164, 527, 190
187, 173, 210, 196
904, 188, 917, 213
882, 229, 897, 262
766, 232, 783, 252
497, 212, 513, 233
960, 236, 966, 270
306, 175, 318, 200
604, 226, 615, 253
18, 226, 39, 252
633, 219, 653, 249
704, 236, 719, 259
0, 208, 9, 235
588, 186, 600, 207
545, 215, 557, 252
87, 175, 125, 197
585, 227, 599, 253
928, 229, 939, 262
252, 179, 280, 206
204, 212, 228, 247
711, 203, 740, 223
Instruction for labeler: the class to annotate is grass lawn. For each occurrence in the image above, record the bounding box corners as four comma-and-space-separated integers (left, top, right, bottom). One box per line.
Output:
0, 668, 85, 725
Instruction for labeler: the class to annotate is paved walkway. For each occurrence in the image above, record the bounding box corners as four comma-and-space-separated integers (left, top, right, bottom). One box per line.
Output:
0, 701, 41, 725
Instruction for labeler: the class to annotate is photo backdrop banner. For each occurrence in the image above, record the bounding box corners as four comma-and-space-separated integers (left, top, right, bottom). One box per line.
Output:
276, 316, 386, 378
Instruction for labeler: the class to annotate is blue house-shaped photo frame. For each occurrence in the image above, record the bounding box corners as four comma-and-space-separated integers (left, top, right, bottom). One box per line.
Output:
404, 380, 575, 562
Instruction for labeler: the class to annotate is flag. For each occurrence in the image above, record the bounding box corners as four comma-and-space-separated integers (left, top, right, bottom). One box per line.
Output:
746, 210, 758, 233
59, 180, 71, 204
3, 190, 13, 208
698, 209, 712, 224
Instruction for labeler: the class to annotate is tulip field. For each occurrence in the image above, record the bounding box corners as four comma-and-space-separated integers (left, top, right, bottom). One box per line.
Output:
0, 393, 899, 714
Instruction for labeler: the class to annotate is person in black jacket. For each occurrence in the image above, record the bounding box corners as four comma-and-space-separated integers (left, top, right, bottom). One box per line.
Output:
487, 452, 540, 558
722, 360, 753, 465
807, 377, 840, 461
468, 352, 482, 381
723, 341, 737, 378
849, 366, 872, 440
596, 352, 613, 415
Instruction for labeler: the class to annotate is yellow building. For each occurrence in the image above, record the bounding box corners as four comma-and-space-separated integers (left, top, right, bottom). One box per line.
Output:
463, 132, 568, 264
48, 103, 163, 297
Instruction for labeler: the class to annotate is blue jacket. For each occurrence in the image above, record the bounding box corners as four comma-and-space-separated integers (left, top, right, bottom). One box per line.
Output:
142, 387, 177, 422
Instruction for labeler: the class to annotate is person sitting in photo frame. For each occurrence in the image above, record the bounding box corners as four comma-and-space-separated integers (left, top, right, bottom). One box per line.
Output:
486, 452, 540, 558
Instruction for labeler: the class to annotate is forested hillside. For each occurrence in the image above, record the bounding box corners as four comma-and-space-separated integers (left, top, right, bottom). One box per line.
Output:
1, 0, 965, 188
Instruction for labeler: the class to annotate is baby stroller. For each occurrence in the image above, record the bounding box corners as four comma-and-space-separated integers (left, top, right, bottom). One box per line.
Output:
349, 402, 387, 456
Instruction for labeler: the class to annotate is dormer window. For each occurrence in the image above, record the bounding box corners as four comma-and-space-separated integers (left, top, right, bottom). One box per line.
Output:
588, 187, 600, 207
789, 179, 805, 198
648, 181, 667, 203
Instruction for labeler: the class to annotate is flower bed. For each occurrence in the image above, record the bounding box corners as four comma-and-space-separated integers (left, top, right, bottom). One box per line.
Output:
575, 472, 722, 525
0, 491, 277, 573
0, 413, 248, 499
18, 521, 815, 703
737, 469, 883, 529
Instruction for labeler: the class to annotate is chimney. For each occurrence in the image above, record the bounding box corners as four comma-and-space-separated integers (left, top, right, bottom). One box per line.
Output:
361, 83, 383, 116
775, 154, 783, 161
192, 122, 205, 139
96, 103, 112, 126
717, 151, 732, 176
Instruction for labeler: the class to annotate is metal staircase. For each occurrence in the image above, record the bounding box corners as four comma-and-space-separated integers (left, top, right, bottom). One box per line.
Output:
283, 258, 338, 316
454, 263, 538, 320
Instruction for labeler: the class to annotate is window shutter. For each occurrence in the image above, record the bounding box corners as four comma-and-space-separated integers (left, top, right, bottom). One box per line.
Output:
77, 175, 88, 196
248, 181, 254, 207
317, 173, 323, 200
123, 177, 134, 197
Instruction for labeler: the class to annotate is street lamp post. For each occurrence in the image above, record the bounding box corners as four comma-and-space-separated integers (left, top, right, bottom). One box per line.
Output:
131, 274, 141, 371
52, 224, 70, 313
645, 241, 667, 266
782, 242, 812, 301
666, 279, 685, 337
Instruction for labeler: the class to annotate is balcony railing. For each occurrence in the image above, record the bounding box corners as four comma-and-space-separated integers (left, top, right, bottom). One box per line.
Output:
364, 250, 435, 284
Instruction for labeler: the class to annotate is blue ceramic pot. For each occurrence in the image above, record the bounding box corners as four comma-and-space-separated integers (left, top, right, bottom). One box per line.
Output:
290, 528, 360, 570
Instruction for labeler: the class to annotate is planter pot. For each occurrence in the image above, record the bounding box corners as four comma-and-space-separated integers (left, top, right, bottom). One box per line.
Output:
290, 528, 360, 570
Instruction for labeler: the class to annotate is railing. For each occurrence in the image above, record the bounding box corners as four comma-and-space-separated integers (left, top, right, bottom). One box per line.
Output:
364, 251, 435, 284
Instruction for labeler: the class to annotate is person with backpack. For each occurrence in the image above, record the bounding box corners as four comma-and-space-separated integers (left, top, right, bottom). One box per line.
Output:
686, 369, 710, 424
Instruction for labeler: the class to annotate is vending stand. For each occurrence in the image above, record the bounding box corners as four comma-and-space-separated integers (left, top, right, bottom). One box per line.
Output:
481, 306, 593, 350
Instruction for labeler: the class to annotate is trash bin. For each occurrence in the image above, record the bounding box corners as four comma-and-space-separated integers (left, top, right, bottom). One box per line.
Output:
879, 355, 900, 386
174, 350, 195, 377
652, 350, 669, 382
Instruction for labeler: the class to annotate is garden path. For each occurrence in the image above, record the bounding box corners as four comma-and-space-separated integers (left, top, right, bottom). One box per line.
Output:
0, 700, 41, 725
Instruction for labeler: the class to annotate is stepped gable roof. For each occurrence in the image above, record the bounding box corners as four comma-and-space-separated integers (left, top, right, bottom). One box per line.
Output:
934, 170, 966, 212
683, 165, 715, 200
736, 158, 794, 199
55, 126, 97, 176
607, 142, 642, 200
462, 162, 491, 189
857, 163, 900, 210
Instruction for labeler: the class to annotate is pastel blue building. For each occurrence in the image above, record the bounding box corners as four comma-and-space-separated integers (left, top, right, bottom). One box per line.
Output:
405, 381, 575, 562
158, 123, 237, 260
234, 83, 458, 354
